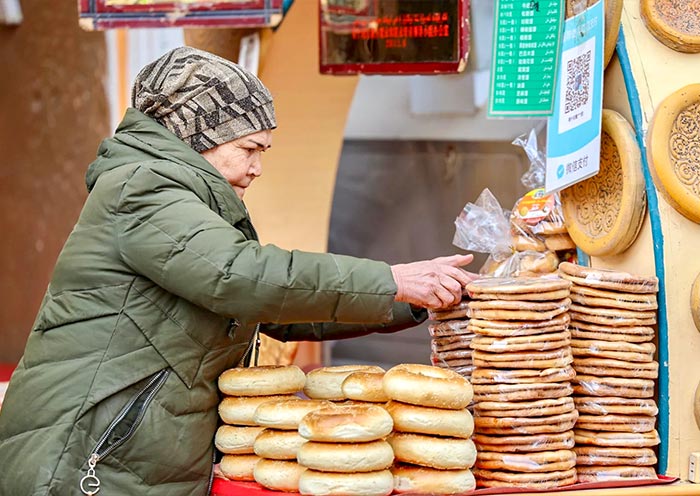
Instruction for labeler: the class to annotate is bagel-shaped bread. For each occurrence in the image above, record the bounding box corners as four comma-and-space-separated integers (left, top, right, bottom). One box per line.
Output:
304, 365, 385, 400
297, 440, 394, 473
299, 469, 393, 496
215, 425, 265, 454
392, 464, 476, 494
385, 401, 474, 438
298, 404, 393, 442
253, 399, 333, 430
218, 365, 306, 396
388, 432, 476, 470
219, 454, 260, 481
383, 364, 473, 409
254, 428, 308, 460
219, 394, 300, 426
341, 372, 389, 403
253, 459, 306, 493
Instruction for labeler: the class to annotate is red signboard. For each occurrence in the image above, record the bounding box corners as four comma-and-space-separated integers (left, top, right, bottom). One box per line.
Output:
319, 0, 470, 75
78, 0, 285, 30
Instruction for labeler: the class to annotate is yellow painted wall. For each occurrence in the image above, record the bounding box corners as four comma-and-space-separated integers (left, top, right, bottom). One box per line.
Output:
595, 0, 700, 479
246, 2, 359, 254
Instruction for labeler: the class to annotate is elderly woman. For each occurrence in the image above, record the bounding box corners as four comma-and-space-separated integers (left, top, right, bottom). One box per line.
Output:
0, 47, 475, 496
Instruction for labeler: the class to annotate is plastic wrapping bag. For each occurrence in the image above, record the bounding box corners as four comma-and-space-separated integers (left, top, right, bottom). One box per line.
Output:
452, 188, 512, 260
513, 128, 546, 191
475, 449, 576, 473
453, 130, 578, 278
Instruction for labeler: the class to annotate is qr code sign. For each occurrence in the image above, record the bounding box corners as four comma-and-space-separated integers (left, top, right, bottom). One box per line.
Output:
557, 37, 596, 134
564, 50, 591, 114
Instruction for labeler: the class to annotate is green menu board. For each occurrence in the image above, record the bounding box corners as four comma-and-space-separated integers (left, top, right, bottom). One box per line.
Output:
488, 0, 564, 117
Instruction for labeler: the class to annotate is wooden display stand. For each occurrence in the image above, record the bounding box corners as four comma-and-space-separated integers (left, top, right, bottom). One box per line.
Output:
591, 0, 700, 481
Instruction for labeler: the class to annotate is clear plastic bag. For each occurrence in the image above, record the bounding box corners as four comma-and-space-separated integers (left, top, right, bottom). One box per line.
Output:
452, 131, 578, 278
452, 188, 512, 259
513, 128, 546, 191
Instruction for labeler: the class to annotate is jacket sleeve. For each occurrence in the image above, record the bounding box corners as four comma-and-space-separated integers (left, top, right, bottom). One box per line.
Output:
260, 302, 427, 342
115, 165, 398, 325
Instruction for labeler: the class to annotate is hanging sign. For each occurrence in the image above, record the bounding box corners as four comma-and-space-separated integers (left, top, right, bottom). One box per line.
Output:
488, 0, 564, 118
78, 0, 285, 30
319, 0, 470, 75
545, 0, 604, 193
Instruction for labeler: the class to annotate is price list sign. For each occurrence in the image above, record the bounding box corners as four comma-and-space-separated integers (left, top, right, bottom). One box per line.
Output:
488, 0, 563, 118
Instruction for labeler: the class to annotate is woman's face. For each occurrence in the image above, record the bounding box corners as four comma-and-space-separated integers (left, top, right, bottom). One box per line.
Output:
200, 129, 273, 199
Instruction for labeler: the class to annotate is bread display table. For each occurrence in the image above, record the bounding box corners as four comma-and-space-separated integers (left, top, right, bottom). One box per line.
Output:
211, 475, 683, 496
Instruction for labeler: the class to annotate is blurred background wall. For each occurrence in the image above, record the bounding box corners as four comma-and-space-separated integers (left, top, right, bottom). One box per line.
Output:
0, 0, 109, 362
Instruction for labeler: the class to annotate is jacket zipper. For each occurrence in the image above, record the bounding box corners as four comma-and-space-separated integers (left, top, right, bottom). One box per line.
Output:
241, 323, 261, 367
206, 445, 216, 495
79, 368, 170, 495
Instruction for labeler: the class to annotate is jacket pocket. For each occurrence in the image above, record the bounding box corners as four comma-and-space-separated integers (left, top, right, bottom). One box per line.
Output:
80, 368, 170, 495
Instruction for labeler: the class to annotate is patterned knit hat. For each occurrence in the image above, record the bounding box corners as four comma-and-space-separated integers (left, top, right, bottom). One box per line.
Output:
132, 46, 276, 153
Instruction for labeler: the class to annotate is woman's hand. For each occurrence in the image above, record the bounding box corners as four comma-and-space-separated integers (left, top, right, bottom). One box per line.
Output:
390, 254, 478, 310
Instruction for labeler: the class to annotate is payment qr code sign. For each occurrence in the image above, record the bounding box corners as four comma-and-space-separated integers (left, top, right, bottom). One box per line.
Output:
558, 36, 595, 134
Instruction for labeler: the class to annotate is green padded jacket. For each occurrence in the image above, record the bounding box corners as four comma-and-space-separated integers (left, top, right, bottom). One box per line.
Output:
0, 109, 425, 496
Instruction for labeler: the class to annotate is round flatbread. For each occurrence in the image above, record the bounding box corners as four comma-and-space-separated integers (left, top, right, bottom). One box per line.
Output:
604, 0, 624, 66
469, 324, 569, 338
570, 284, 658, 303
476, 450, 576, 473
474, 409, 578, 435
692, 273, 700, 333
466, 277, 571, 296
469, 313, 570, 330
573, 357, 659, 371
571, 345, 654, 363
473, 468, 577, 489
573, 375, 655, 398
569, 311, 656, 327
428, 319, 471, 337
471, 366, 575, 385
468, 305, 568, 322
569, 319, 655, 335
569, 303, 656, 320
473, 382, 573, 403
574, 396, 658, 416
576, 414, 656, 433
574, 429, 660, 447
475, 397, 575, 418
470, 331, 571, 353
574, 446, 657, 467
573, 364, 658, 379
561, 110, 646, 256
570, 326, 654, 344
470, 288, 571, 301
576, 465, 657, 482
570, 339, 656, 354
570, 292, 657, 311
641, 0, 700, 53
472, 347, 573, 364
473, 431, 575, 453
468, 298, 570, 311
431, 334, 475, 352
559, 262, 659, 293
428, 301, 470, 321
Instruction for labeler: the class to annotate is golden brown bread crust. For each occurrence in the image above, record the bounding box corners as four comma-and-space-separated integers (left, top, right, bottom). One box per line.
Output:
298, 404, 393, 442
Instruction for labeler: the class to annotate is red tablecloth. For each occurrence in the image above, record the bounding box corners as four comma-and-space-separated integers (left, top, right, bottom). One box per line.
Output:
212, 474, 678, 496
0, 363, 15, 381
